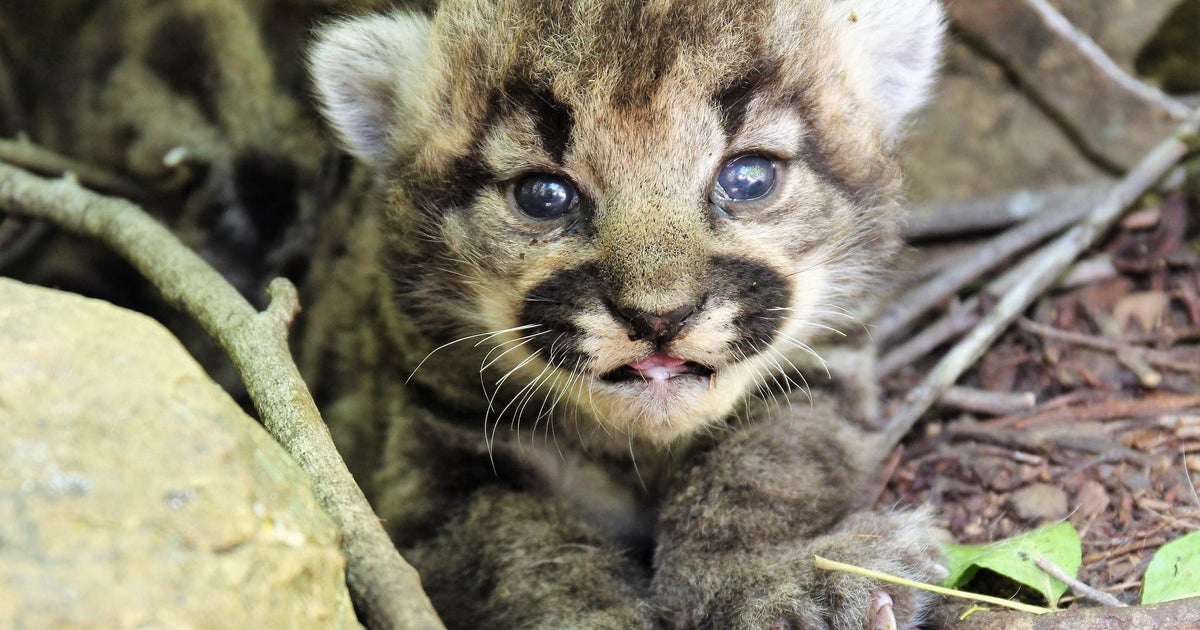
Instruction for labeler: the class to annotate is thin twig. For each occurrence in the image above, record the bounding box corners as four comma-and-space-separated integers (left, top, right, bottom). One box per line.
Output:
1032, 555, 1126, 608
1018, 319, 1200, 375
0, 43, 22, 134
1085, 307, 1162, 388
0, 137, 143, 198
0, 162, 444, 630
812, 556, 1053, 615
0, 215, 48, 270
877, 304, 980, 378
1059, 254, 1117, 289
878, 198, 1093, 343
904, 182, 1108, 241
939, 386, 1036, 417
993, 393, 1200, 430
1083, 537, 1168, 565
881, 108, 1200, 451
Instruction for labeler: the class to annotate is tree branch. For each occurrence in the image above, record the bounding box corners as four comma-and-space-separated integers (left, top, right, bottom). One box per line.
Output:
0, 137, 142, 198
877, 196, 1094, 344
881, 107, 1200, 451
904, 183, 1109, 242
0, 162, 444, 630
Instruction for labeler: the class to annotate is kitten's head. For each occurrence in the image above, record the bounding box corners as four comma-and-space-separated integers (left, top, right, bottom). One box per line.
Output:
309, 0, 943, 444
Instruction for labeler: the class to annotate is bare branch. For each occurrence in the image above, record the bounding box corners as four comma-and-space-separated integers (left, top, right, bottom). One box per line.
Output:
939, 386, 1036, 417
880, 108, 1200, 452
904, 183, 1109, 242
1017, 318, 1200, 374
0, 137, 142, 198
878, 196, 1094, 344
1031, 555, 1126, 609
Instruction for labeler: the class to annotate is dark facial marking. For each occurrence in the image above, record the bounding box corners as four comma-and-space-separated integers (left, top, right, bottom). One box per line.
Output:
414, 76, 573, 213
791, 90, 891, 205
231, 150, 301, 245
526, 85, 574, 164
709, 256, 790, 358
490, 77, 575, 164
797, 128, 855, 202
145, 14, 220, 124
714, 64, 777, 139
409, 144, 496, 214
518, 263, 602, 370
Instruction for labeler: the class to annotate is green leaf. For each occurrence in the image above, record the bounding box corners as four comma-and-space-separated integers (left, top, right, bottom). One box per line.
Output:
1142, 531, 1200, 605
940, 521, 1082, 607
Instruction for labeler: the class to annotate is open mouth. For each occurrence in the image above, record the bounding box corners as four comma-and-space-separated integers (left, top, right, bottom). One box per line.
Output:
600, 352, 717, 384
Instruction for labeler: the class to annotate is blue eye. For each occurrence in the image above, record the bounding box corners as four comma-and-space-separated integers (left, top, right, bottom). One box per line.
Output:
715, 155, 776, 202
514, 174, 579, 220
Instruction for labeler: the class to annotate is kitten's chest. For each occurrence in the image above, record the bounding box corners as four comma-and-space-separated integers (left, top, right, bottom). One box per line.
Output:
511, 438, 675, 550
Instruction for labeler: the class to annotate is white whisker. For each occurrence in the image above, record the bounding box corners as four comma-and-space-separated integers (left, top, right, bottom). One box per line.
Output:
407, 323, 542, 383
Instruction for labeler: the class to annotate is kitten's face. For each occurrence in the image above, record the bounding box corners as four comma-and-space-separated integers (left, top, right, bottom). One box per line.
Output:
310, 0, 943, 443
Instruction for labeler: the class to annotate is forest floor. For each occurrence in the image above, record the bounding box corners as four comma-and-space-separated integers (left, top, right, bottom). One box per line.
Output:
878, 193, 1200, 609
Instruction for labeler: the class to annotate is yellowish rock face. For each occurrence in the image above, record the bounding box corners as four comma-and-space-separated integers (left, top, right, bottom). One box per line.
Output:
0, 279, 362, 630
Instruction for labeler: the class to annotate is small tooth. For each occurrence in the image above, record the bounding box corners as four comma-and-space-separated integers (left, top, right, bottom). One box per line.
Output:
644, 367, 673, 381
708, 372, 718, 390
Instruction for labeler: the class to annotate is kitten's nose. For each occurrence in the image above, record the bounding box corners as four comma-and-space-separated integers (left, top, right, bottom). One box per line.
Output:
613, 302, 699, 343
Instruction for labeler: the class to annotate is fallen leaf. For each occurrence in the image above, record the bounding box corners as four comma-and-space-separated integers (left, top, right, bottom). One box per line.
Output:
1142, 531, 1200, 605
941, 521, 1081, 608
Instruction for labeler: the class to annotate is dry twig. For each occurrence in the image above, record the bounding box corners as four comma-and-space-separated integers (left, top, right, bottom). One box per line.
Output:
0, 162, 444, 630
1031, 555, 1126, 608
0, 137, 142, 197
881, 108, 1200, 451
904, 183, 1109, 242
877, 198, 1093, 344
939, 386, 1036, 417
1017, 319, 1200, 375
995, 393, 1200, 429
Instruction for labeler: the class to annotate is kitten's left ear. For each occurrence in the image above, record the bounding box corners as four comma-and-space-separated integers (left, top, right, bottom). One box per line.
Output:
831, 0, 945, 140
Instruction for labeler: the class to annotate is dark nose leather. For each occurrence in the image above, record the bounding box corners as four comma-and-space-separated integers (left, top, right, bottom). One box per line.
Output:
614, 302, 699, 343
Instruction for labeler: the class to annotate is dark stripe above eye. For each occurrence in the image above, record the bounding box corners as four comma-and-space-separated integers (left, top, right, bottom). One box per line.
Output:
526, 85, 574, 164
413, 76, 573, 213
498, 77, 574, 165
714, 64, 777, 139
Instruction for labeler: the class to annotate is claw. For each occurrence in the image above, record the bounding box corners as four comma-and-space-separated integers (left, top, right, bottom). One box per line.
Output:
870, 592, 897, 630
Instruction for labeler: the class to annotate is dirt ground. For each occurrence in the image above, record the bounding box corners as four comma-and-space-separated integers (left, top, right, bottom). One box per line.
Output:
877, 194, 1200, 608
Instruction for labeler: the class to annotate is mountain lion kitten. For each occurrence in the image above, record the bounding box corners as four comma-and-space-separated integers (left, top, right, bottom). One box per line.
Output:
309, 1, 946, 627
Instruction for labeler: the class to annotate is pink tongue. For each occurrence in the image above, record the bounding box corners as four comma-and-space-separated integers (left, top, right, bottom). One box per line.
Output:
627, 354, 689, 381
628, 353, 688, 370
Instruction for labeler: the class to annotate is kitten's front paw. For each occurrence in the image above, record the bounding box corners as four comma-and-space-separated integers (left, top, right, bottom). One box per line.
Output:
654, 510, 945, 630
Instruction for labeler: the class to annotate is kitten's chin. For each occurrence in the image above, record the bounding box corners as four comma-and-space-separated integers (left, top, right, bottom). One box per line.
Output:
577, 367, 756, 445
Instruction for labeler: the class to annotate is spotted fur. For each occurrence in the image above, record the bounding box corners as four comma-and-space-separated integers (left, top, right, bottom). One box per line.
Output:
310, 1, 946, 627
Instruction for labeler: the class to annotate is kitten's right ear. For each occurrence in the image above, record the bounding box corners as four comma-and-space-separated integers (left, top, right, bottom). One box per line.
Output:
308, 13, 433, 166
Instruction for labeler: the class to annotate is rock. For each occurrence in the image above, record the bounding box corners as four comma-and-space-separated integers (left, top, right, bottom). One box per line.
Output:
0, 279, 362, 630
1010, 483, 1070, 522
902, 0, 1186, 204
